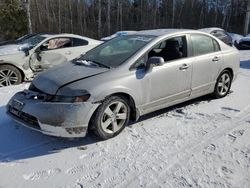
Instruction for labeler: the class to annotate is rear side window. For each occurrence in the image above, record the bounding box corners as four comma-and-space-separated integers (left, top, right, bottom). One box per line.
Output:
213, 39, 220, 51
190, 34, 220, 56
40, 37, 72, 51
72, 38, 88, 46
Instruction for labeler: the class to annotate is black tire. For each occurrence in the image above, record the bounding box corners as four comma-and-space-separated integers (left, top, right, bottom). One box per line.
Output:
213, 70, 232, 99
91, 96, 130, 140
0, 65, 22, 87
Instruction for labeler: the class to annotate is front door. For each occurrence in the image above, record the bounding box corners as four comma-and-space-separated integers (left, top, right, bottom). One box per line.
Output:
142, 35, 192, 112
29, 37, 72, 72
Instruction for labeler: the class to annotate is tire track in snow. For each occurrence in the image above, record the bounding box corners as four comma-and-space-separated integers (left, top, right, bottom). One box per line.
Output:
151, 104, 250, 187
23, 168, 61, 180
124, 104, 250, 187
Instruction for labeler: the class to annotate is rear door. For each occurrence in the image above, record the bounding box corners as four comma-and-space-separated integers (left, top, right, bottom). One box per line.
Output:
189, 34, 222, 95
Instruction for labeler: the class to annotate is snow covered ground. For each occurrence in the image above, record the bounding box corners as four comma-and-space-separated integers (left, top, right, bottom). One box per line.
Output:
1, 51, 250, 188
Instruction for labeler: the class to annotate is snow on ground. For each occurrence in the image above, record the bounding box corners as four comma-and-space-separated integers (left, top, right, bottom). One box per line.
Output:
1, 51, 250, 188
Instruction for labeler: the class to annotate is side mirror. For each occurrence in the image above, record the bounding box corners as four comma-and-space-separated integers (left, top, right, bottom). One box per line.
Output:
24, 49, 30, 56
146, 56, 164, 70
34, 47, 41, 53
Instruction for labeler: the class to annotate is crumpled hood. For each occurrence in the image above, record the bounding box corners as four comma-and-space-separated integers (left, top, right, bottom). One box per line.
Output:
0, 44, 22, 55
32, 62, 109, 95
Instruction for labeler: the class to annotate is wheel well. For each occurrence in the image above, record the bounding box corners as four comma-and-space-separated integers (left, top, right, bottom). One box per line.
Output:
108, 93, 138, 121
0, 63, 25, 81
87, 92, 138, 132
224, 68, 233, 79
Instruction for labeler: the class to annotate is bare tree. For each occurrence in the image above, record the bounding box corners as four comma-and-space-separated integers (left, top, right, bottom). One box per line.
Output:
45, 0, 50, 32
58, 0, 61, 33
107, 0, 111, 35
171, 0, 175, 27
178, 0, 185, 27
77, 0, 83, 35
120, 2, 123, 30
226, 0, 234, 30
116, 1, 119, 30
34, 0, 42, 25
3, 0, 248, 40
214, 0, 219, 26
98, 0, 101, 37
83, 1, 87, 34
69, 0, 73, 33
153, 0, 157, 27
244, 0, 250, 35
25, 0, 32, 33
221, 1, 229, 28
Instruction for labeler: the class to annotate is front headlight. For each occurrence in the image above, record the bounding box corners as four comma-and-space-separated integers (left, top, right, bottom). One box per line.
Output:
49, 94, 90, 103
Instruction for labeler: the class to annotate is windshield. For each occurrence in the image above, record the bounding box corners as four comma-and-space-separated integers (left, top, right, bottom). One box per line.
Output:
18, 35, 46, 48
78, 35, 155, 68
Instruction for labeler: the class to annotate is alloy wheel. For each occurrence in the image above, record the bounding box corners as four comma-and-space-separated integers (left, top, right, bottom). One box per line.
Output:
217, 72, 231, 96
0, 69, 19, 87
101, 101, 128, 134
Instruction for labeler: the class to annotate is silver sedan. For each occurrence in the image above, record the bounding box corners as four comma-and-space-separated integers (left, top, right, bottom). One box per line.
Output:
6, 29, 240, 139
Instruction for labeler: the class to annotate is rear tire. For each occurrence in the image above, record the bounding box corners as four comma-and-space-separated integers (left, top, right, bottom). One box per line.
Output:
0, 65, 22, 87
91, 96, 130, 140
213, 70, 232, 99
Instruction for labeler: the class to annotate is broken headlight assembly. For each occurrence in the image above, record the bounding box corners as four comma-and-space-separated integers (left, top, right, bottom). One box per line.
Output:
49, 94, 90, 103
48, 89, 91, 103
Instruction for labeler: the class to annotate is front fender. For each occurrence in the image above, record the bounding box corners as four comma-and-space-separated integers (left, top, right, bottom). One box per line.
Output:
93, 86, 140, 107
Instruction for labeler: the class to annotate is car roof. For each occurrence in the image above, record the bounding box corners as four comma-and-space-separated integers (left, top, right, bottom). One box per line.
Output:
39, 33, 101, 42
133, 29, 201, 37
40, 34, 54, 38
199, 27, 224, 33
38, 33, 78, 38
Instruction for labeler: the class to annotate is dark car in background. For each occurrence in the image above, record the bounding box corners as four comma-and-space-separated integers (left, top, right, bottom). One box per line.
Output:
199, 27, 233, 46
234, 34, 250, 50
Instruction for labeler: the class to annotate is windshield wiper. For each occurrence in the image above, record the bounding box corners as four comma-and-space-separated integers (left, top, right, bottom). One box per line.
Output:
73, 59, 111, 69
88, 60, 111, 69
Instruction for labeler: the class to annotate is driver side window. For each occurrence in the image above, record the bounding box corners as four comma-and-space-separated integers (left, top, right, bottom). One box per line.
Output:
148, 36, 187, 62
40, 38, 72, 51
133, 36, 187, 69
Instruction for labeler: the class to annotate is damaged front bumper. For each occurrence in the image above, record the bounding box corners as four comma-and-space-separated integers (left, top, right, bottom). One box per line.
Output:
6, 91, 100, 138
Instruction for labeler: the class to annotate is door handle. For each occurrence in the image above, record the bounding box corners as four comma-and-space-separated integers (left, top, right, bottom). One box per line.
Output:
212, 56, 220, 62
179, 64, 190, 70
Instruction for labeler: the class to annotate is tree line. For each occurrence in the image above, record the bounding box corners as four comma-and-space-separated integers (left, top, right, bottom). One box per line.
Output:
0, 0, 249, 40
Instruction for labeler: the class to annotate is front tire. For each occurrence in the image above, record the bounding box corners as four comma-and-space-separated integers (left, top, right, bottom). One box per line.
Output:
213, 70, 232, 98
0, 65, 22, 87
91, 96, 130, 140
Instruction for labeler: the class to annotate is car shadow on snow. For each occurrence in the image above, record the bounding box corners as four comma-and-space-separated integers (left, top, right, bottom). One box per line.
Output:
0, 94, 214, 163
240, 60, 250, 69
0, 105, 100, 163
133, 94, 213, 124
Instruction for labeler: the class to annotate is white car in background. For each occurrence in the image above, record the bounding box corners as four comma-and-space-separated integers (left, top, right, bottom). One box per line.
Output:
0, 33, 102, 87
101, 31, 137, 41
199, 27, 233, 46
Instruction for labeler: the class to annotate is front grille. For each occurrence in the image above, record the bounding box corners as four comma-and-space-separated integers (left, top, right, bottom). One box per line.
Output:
8, 106, 41, 130
241, 41, 250, 46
